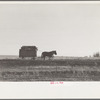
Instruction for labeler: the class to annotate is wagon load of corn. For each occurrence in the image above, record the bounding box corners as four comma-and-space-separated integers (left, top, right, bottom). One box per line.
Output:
19, 46, 38, 59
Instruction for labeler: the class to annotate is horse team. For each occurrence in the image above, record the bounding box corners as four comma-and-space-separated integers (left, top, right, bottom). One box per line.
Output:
41, 50, 57, 60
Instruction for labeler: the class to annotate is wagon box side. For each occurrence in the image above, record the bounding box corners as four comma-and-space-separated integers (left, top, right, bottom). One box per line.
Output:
19, 46, 37, 58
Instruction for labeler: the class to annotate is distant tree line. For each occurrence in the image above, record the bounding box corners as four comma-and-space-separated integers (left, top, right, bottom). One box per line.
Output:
93, 52, 100, 57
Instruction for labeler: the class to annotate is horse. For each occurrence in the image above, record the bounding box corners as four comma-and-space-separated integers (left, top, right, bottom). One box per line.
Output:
41, 50, 57, 60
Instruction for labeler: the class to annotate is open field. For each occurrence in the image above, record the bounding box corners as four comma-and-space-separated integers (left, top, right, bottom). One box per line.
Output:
0, 57, 100, 81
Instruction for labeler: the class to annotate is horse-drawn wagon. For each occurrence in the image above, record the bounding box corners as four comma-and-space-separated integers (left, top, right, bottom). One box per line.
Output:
19, 46, 38, 59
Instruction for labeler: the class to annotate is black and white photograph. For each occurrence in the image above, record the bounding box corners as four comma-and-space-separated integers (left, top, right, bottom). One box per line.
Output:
0, 1, 100, 82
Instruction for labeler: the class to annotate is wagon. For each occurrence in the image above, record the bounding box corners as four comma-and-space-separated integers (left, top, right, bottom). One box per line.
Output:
19, 46, 38, 59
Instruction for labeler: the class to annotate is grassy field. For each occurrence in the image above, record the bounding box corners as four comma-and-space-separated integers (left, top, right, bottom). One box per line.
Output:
0, 57, 100, 81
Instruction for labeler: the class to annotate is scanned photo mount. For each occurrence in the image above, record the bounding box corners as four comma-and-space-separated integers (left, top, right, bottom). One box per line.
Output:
0, 1, 100, 81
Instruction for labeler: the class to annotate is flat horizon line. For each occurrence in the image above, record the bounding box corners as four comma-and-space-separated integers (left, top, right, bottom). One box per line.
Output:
0, 55, 91, 57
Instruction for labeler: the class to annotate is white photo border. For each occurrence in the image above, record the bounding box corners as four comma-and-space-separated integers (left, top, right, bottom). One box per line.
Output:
0, 1, 100, 99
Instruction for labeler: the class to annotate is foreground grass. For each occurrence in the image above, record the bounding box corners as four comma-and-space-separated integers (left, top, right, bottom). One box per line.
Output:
0, 58, 100, 81
1, 70, 100, 81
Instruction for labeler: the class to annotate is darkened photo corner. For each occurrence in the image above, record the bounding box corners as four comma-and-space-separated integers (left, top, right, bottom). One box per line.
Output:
0, 1, 100, 81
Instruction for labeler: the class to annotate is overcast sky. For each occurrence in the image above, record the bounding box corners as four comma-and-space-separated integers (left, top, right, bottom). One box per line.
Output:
0, 2, 100, 56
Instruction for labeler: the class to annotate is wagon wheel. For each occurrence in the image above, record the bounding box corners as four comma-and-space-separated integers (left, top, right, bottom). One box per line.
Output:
32, 57, 35, 60
21, 57, 24, 59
